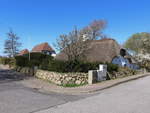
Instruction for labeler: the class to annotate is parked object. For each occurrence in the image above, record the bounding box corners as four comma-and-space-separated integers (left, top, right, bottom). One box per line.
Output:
88, 64, 107, 84
98, 65, 107, 81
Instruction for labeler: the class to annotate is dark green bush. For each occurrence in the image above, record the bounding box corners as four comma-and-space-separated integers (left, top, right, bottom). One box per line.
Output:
15, 53, 53, 67
106, 63, 119, 73
64, 61, 100, 73
15, 56, 28, 67
43, 60, 118, 73
15, 52, 118, 73
42, 60, 65, 72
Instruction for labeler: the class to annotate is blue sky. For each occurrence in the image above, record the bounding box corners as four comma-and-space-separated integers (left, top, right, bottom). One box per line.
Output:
0, 0, 150, 55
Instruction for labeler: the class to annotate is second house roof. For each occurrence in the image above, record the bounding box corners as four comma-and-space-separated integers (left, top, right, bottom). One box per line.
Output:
32, 42, 54, 52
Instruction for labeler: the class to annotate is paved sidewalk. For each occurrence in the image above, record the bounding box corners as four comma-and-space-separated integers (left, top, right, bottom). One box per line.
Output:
0, 64, 10, 70
21, 73, 150, 95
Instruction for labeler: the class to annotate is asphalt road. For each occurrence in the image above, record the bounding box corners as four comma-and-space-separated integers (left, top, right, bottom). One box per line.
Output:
1, 66, 150, 113
0, 69, 86, 113
36, 75, 150, 113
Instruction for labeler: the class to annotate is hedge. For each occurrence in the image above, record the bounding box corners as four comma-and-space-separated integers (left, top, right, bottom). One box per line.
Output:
14, 53, 119, 73
40, 60, 118, 73
15, 53, 53, 67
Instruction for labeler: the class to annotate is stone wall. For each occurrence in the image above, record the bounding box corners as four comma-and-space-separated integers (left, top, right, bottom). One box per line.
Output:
35, 70, 88, 85
15, 67, 34, 76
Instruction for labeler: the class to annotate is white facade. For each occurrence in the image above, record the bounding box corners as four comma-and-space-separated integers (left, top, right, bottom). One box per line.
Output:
112, 56, 130, 67
51, 53, 56, 57
112, 56, 139, 70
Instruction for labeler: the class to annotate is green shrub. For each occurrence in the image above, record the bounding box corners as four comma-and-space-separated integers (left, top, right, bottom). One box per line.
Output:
15, 53, 53, 67
106, 63, 119, 73
64, 61, 100, 73
15, 56, 28, 67
45, 60, 66, 72
61, 83, 86, 87
43, 60, 118, 73
0, 57, 16, 67
15, 52, 119, 73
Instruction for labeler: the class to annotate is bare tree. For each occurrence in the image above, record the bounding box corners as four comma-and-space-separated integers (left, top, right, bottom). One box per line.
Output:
80, 20, 107, 40
55, 27, 89, 61
55, 19, 107, 61
4, 29, 22, 57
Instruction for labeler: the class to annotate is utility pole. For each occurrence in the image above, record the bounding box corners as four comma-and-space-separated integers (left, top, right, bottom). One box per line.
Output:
28, 37, 31, 61
29, 50, 31, 61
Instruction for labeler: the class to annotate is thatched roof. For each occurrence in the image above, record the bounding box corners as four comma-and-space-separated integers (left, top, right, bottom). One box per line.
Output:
55, 38, 121, 63
18, 49, 29, 56
31, 42, 54, 52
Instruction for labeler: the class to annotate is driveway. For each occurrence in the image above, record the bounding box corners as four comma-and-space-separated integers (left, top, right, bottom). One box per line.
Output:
0, 69, 86, 113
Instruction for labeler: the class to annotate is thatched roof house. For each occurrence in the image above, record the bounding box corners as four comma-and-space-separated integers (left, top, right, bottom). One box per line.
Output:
55, 38, 121, 63
18, 49, 29, 56
31, 42, 56, 55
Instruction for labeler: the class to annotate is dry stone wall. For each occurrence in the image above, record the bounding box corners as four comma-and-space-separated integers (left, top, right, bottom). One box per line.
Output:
15, 67, 34, 76
35, 70, 88, 85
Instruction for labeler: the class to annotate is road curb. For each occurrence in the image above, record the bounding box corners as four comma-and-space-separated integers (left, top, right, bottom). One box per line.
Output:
21, 72, 150, 95
54, 73, 150, 95
87, 73, 150, 93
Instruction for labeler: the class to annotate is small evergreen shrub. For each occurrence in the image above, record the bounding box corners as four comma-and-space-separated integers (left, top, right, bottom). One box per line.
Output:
106, 63, 119, 73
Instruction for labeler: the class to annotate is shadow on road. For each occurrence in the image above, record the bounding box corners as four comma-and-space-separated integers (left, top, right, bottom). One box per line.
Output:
0, 69, 31, 83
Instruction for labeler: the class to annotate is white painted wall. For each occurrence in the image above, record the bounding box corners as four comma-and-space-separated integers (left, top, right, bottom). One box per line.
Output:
112, 56, 139, 70
112, 56, 130, 67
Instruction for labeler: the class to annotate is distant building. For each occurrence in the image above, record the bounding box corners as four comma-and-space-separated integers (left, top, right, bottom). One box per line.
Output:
31, 42, 56, 56
18, 49, 29, 56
